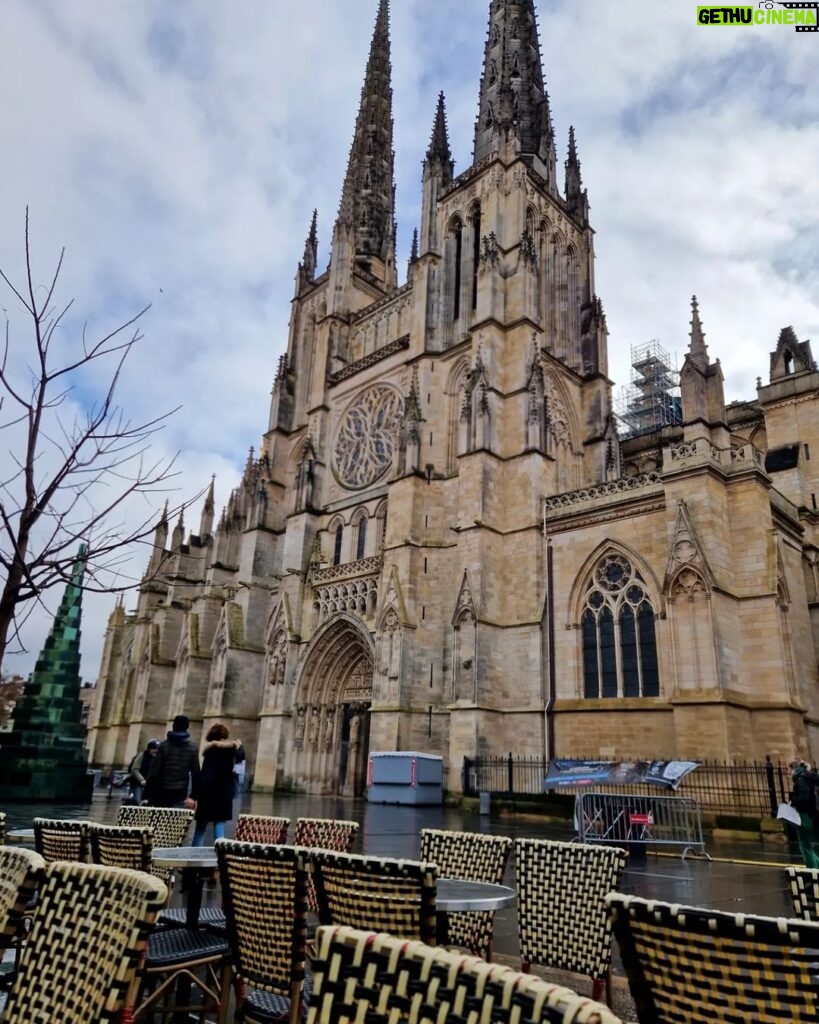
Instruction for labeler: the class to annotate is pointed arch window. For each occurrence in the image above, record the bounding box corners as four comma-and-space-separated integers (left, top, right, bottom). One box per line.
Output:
333, 523, 344, 566
581, 554, 660, 699
451, 219, 463, 321
471, 206, 481, 311
356, 515, 368, 561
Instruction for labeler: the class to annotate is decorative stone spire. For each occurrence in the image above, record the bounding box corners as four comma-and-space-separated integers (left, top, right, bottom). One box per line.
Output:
564, 126, 588, 221
421, 92, 455, 252
427, 91, 454, 180
301, 209, 318, 282
335, 0, 395, 271
0, 545, 90, 799
199, 476, 215, 539
473, 0, 556, 183
407, 227, 419, 276
171, 509, 185, 550
688, 295, 709, 371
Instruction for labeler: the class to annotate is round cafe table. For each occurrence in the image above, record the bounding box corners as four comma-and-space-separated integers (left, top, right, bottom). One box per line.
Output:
151, 846, 218, 931
436, 878, 516, 912
6, 828, 35, 844
434, 878, 516, 947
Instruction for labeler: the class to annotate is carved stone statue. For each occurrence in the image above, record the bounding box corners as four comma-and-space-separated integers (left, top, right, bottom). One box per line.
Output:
294, 704, 306, 747
324, 706, 336, 749
308, 706, 320, 748
349, 711, 361, 748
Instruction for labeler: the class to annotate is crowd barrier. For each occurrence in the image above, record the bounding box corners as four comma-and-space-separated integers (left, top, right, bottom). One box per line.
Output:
575, 791, 711, 860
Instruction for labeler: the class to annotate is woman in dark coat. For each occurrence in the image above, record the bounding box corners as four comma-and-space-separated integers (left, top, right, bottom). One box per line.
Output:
191, 724, 245, 846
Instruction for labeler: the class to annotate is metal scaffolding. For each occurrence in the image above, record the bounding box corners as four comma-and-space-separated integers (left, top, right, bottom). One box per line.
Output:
616, 340, 681, 439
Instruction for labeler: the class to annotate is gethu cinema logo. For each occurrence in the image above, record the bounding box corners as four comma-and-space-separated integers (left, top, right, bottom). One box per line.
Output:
697, 3, 818, 25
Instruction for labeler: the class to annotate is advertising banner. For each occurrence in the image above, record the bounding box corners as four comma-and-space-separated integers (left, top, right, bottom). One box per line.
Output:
544, 759, 700, 791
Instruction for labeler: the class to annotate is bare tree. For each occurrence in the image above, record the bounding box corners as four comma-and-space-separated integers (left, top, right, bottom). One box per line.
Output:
0, 210, 188, 668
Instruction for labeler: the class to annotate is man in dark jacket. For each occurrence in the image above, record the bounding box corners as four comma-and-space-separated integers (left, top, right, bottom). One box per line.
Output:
146, 714, 201, 809
790, 758, 819, 869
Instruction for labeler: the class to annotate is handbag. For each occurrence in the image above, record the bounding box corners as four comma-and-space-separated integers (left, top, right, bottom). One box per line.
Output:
777, 802, 802, 826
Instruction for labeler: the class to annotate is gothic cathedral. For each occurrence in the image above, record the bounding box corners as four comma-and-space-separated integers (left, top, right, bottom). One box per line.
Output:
87, 0, 819, 792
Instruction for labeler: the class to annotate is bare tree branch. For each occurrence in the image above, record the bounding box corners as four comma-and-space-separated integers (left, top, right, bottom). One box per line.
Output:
0, 209, 193, 669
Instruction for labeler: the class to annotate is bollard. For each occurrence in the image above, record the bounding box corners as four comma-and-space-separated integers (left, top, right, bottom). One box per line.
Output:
479, 791, 491, 816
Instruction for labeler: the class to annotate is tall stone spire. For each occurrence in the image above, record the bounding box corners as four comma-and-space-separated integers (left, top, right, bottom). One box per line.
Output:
302, 210, 318, 280
421, 93, 454, 253
171, 509, 185, 550
199, 476, 215, 539
0, 545, 90, 800
473, 0, 556, 184
407, 227, 419, 277
427, 91, 454, 176
564, 126, 588, 221
335, 0, 395, 275
688, 295, 709, 371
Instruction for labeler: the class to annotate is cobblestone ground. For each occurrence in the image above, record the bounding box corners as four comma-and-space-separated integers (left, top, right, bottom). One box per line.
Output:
2, 786, 803, 1022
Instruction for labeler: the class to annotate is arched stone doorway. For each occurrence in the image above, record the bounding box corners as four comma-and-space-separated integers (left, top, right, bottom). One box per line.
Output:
293, 614, 373, 795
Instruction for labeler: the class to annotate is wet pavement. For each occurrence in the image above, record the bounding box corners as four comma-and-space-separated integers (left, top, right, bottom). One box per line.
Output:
2, 786, 804, 1020
3, 786, 801, 948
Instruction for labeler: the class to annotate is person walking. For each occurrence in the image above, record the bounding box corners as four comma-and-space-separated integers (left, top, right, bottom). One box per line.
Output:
190, 724, 245, 846
146, 714, 200, 809
127, 738, 159, 804
790, 758, 819, 869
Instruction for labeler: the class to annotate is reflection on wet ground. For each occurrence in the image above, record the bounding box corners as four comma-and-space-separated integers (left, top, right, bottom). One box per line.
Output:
2, 787, 799, 961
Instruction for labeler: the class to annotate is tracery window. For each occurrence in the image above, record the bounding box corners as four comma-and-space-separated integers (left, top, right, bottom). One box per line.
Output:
333, 524, 343, 566
581, 554, 659, 699
356, 515, 368, 561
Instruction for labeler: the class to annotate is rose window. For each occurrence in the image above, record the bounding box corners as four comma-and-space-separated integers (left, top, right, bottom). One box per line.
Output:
333, 385, 404, 489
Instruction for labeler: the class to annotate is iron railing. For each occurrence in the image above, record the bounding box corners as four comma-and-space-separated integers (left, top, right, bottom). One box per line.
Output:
462, 754, 792, 818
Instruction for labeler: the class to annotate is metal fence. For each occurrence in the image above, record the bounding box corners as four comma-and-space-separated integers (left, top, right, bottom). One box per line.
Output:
461, 754, 792, 818
576, 792, 710, 860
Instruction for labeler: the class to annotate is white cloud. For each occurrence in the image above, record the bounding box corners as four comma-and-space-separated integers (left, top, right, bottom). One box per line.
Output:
1, 0, 817, 679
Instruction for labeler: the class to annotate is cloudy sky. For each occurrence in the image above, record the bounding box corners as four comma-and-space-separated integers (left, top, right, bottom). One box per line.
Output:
1, 0, 817, 681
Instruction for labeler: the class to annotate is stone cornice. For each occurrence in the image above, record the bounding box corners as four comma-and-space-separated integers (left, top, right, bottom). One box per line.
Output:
328, 335, 410, 387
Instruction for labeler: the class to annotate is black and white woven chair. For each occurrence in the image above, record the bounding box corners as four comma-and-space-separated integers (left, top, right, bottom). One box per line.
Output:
33, 818, 90, 864
115, 804, 153, 830
235, 813, 291, 844
216, 839, 311, 1024
607, 892, 819, 1023
515, 838, 627, 1006
420, 827, 512, 959
293, 817, 359, 914
2, 860, 167, 1024
89, 823, 153, 875
308, 925, 623, 1024
786, 865, 819, 921
312, 849, 438, 944
0, 847, 45, 992
0, 810, 6, 846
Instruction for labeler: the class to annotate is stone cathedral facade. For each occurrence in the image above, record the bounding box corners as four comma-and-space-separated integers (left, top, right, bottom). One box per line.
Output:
87, 0, 819, 793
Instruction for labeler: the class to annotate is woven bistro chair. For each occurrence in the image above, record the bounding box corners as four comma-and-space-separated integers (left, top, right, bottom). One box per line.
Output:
89, 823, 153, 874
606, 892, 819, 1023
33, 818, 90, 863
515, 838, 627, 1007
0, 810, 5, 845
215, 838, 311, 1024
419, 827, 512, 959
308, 925, 623, 1024
786, 865, 819, 920
293, 817, 359, 914
0, 847, 45, 992
146, 806, 194, 849
3, 860, 167, 1024
116, 804, 154, 829
312, 849, 438, 944
235, 814, 291, 844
